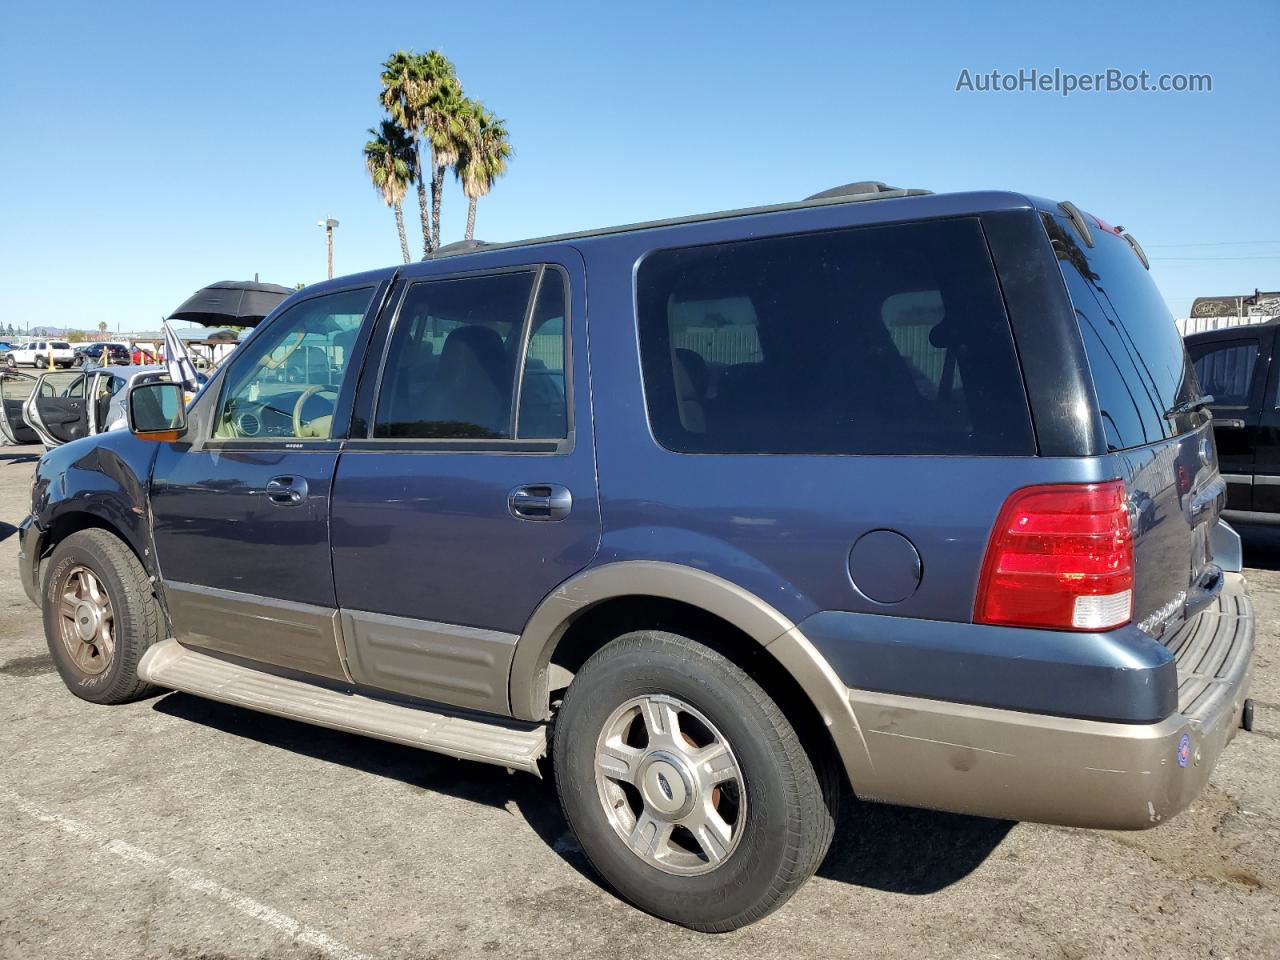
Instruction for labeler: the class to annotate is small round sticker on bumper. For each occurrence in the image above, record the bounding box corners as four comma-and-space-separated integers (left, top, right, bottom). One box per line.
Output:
1177, 733, 1192, 768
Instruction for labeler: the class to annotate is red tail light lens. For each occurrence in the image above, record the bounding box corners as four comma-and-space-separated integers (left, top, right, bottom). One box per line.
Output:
975, 481, 1133, 631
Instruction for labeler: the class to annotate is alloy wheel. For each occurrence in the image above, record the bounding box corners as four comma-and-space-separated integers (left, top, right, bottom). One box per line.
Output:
594, 694, 747, 876
57, 565, 116, 676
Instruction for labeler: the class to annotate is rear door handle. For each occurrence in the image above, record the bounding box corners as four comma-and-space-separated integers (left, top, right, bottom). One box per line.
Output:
1214, 419, 1246, 430
509, 484, 572, 521
266, 475, 308, 505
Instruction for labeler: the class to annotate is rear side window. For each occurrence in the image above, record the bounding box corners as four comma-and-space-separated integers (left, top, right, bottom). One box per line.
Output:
1187, 339, 1257, 407
1046, 214, 1204, 449
373, 268, 570, 441
636, 218, 1034, 455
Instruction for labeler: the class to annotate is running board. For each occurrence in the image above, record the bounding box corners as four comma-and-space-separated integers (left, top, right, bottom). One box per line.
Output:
138, 639, 546, 774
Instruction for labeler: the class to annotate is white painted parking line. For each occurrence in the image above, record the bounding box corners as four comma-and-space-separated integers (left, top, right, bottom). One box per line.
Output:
2, 788, 374, 960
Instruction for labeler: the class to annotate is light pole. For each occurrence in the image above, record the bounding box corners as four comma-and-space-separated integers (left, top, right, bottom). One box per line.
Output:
317, 216, 340, 279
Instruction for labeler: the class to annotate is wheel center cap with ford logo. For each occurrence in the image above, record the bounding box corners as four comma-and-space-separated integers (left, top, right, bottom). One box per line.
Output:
640, 752, 695, 818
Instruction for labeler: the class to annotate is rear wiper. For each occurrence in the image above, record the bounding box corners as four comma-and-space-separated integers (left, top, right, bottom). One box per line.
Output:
1165, 395, 1214, 419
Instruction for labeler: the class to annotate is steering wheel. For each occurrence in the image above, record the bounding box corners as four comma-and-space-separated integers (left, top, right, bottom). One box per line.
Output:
292, 385, 339, 438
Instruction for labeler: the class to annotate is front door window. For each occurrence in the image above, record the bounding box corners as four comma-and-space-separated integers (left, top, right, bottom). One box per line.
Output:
213, 287, 373, 440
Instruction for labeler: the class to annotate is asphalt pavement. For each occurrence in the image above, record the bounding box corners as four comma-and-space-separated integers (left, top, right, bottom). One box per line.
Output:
1, 443, 1277, 959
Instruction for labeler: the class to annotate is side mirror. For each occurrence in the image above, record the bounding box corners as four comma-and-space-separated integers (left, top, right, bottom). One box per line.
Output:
128, 382, 187, 442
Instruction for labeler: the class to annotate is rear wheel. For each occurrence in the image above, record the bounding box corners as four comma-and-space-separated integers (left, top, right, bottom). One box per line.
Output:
42, 529, 163, 704
553, 630, 837, 932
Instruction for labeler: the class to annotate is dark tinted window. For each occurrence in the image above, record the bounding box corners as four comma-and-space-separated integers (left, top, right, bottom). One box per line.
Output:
636, 218, 1034, 455
1188, 339, 1257, 407
374, 272, 535, 439
1047, 214, 1205, 449
516, 270, 569, 439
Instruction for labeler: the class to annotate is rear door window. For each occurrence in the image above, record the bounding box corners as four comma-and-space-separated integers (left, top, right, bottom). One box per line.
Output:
636, 218, 1034, 455
373, 267, 570, 442
1045, 214, 1205, 449
374, 271, 534, 439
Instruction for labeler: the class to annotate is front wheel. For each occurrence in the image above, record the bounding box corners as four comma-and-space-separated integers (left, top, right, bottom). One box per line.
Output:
42, 529, 163, 704
553, 631, 837, 932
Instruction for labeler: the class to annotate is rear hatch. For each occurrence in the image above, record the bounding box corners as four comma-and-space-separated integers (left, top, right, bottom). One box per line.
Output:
1044, 209, 1225, 638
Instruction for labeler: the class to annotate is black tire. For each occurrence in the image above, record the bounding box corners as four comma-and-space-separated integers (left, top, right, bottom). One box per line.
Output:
42, 529, 163, 705
553, 630, 837, 932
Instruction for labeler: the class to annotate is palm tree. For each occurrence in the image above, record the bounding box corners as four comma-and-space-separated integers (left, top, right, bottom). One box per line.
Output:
379, 49, 460, 256
380, 51, 431, 256
425, 77, 468, 252
364, 120, 417, 263
412, 51, 463, 254
455, 102, 513, 243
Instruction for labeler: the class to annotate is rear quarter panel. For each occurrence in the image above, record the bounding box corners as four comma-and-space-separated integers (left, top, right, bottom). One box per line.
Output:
578, 198, 1113, 625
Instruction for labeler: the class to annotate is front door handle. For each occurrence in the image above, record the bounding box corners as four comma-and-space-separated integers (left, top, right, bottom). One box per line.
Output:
1213, 419, 1246, 430
509, 484, 572, 521
266, 475, 308, 505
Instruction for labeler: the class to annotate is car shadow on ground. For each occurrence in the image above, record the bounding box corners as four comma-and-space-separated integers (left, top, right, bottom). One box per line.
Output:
0, 521, 16, 543
152, 692, 1011, 898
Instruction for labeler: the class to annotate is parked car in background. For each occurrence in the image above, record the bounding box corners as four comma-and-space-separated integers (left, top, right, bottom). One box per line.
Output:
1185, 319, 1280, 523
72, 342, 131, 368
18, 184, 1254, 931
0, 365, 169, 447
5, 339, 74, 368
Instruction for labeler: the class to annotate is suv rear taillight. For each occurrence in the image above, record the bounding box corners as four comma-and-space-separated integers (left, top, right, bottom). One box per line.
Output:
975, 481, 1133, 631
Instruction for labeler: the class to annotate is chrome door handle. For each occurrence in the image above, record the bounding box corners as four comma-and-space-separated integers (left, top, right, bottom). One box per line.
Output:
1213, 419, 1246, 430
509, 484, 572, 521
266, 475, 308, 505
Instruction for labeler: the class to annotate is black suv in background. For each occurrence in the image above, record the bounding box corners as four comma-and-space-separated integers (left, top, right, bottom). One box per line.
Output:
1187, 321, 1280, 523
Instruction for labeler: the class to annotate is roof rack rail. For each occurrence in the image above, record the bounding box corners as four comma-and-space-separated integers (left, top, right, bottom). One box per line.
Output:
804, 181, 933, 202
431, 239, 494, 259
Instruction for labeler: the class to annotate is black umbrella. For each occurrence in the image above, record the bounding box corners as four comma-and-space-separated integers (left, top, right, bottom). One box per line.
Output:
168, 280, 294, 328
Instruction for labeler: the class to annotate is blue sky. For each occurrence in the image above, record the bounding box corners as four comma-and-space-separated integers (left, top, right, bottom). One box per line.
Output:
1, 0, 1277, 333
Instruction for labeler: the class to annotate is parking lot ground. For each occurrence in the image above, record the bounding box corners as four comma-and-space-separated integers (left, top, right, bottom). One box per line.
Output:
1, 443, 1278, 960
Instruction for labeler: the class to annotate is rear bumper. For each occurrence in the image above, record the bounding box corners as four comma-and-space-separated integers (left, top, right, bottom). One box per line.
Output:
831, 573, 1254, 829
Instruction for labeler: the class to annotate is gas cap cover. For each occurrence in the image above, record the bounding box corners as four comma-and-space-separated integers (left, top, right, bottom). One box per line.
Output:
848, 529, 922, 604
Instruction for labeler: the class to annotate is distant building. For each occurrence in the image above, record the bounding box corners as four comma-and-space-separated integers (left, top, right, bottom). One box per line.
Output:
1176, 290, 1280, 335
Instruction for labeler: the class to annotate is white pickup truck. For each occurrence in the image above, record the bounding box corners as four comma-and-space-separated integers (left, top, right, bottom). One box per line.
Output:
4, 339, 75, 368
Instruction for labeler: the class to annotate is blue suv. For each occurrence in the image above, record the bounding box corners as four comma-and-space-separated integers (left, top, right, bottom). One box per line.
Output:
18, 183, 1255, 931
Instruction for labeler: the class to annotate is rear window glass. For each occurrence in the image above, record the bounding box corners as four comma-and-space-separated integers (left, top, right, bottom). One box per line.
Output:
1046, 214, 1204, 449
636, 218, 1034, 455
